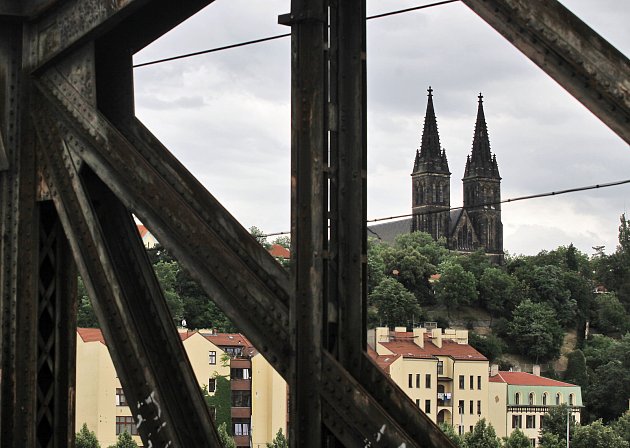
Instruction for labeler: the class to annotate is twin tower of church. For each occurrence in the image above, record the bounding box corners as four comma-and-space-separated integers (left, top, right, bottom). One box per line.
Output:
411, 88, 503, 263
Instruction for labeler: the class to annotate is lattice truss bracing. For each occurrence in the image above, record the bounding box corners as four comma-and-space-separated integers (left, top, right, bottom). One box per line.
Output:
0, 0, 627, 447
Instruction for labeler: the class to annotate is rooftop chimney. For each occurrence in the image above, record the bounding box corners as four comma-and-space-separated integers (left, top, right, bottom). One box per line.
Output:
490, 364, 499, 377
375, 327, 394, 356
413, 328, 426, 348
532, 364, 541, 376
431, 328, 442, 348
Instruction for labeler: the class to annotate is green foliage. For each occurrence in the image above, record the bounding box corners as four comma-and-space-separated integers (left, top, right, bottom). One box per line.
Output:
612, 411, 630, 445
563, 349, 588, 389
454, 249, 491, 284
572, 420, 629, 448
434, 262, 477, 316
367, 239, 387, 294
538, 432, 566, 448
468, 332, 505, 362
381, 245, 435, 303
507, 299, 564, 362
585, 359, 630, 422
541, 404, 576, 440
107, 431, 138, 448
203, 376, 232, 430
461, 418, 500, 448
502, 429, 530, 448
595, 293, 628, 334
217, 422, 236, 448
438, 423, 462, 448
266, 428, 289, 448
77, 277, 99, 328
393, 231, 450, 267
76, 423, 100, 448
249, 226, 271, 250
153, 260, 184, 322
368, 278, 421, 327
272, 235, 291, 250
478, 267, 524, 319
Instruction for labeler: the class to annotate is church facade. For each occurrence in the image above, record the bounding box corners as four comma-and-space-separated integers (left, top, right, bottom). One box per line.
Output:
411, 88, 503, 263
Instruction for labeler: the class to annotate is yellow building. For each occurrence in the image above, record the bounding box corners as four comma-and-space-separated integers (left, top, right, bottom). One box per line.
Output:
76, 328, 287, 447
368, 327, 489, 436
488, 368, 582, 445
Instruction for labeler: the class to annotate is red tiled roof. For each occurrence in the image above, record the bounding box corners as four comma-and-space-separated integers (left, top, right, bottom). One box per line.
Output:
137, 224, 149, 238
379, 331, 487, 361
77, 328, 106, 345
269, 244, 290, 259
489, 371, 576, 387
367, 346, 400, 373
202, 332, 253, 348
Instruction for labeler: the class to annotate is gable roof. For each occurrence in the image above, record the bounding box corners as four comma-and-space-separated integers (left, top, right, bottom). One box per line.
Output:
269, 244, 290, 259
367, 218, 412, 244
77, 328, 106, 345
379, 331, 487, 361
136, 224, 149, 238
367, 346, 400, 373
201, 332, 253, 348
489, 371, 576, 387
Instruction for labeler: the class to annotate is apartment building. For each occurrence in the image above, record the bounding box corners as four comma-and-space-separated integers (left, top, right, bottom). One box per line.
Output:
76, 328, 287, 448
368, 327, 489, 435
488, 367, 582, 445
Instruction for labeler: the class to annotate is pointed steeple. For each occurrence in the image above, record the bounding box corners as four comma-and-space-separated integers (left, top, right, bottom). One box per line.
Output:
414, 87, 449, 174
464, 93, 500, 179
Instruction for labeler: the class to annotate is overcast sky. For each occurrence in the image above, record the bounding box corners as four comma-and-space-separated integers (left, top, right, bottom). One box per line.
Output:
132, 0, 629, 257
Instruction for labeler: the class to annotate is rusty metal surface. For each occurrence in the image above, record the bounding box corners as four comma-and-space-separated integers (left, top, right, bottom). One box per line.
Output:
462, 0, 630, 144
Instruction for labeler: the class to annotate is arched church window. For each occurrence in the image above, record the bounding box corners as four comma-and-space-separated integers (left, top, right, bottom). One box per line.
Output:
438, 184, 444, 203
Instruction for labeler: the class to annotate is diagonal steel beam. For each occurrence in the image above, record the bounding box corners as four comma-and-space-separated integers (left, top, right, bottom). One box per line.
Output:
31, 95, 221, 448
27, 0, 215, 72
0, 128, 7, 170
462, 0, 630, 144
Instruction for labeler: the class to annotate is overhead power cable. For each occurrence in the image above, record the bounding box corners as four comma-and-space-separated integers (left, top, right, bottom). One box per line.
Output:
133, 0, 459, 68
260, 178, 630, 238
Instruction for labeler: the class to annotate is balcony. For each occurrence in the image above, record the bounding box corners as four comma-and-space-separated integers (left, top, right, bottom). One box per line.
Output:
437, 393, 452, 408
233, 434, 250, 447
231, 378, 252, 391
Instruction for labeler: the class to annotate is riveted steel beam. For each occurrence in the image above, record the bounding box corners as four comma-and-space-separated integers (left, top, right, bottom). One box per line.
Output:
31, 95, 221, 448
462, 0, 630, 144
27, 0, 215, 72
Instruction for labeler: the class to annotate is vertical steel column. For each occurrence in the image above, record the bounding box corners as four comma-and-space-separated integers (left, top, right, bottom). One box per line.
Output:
288, 0, 327, 446
328, 0, 366, 374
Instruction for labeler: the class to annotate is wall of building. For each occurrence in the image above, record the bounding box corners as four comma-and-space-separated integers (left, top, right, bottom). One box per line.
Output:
250, 353, 288, 448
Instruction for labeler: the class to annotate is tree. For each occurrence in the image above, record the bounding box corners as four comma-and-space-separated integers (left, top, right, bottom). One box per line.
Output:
541, 404, 575, 440
461, 418, 500, 448
563, 349, 588, 389
595, 293, 628, 334
77, 277, 99, 328
502, 429, 530, 448
381, 246, 435, 303
368, 278, 421, 327
107, 431, 138, 448
367, 238, 387, 294
566, 243, 579, 271
507, 300, 564, 362
393, 231, 450, 267
217, 422, 236, 448
438, 423, 462, 448
266, 428, 289, 448
468, 332, 505, 363
153, 260, 184, 323
76, 423, 100, 448
434, 262, 477, 316
571, 420, 629, 448
585, 360, 630, 422
249, 226, 271, 250
611, 411, 630, 445
478, 267, 523, 320
538, 432, 566, 448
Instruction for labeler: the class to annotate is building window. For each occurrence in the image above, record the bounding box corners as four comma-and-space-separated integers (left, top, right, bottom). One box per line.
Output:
416, 374, 421, 388
529, 392, 535, 405
540, 415, 544, 429
469, 426, 473, 433
208, 378, 216, 393
514, 392, 520, 405
425, 400, 431, 414
477, 400, 481, 416
425, 374, 431, 389
231, 368, 251, 379
115, 388, 127, 406
477, 376, 482, 390
555, 393, 561, 405
232, 390, 252, 407
233, 419, 251, 436
408, 374, 413, 388
209, 351, 216, 365
225, 347, 243, 358
209, 406, 217, 421
458, 425, 463, 436
116, 416, 138, 435
416, 399, 420, 407
526, 415, 536, 429
529, 439, 536, 447
569, 394, 574, 406
459, 375, 465, 390
542, 393, 548, 405
437, 361, 444, 375
459, 400, 465, 415
469, 401, 474, 415
469, 376, 474, 390
512, 415, 522, 429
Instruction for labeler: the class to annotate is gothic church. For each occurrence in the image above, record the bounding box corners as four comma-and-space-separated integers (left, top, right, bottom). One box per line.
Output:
411, 88, 503, 263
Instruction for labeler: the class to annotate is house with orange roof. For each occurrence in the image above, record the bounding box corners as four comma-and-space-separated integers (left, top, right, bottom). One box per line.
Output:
488, 367, 582, 445
75, 328, 287, 448
136, 224, 159, 249
368, 326, 489, 435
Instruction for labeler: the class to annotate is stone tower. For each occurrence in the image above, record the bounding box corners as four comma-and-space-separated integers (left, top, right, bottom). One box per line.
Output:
411, 87, 451, 241
461, 93, 503, 262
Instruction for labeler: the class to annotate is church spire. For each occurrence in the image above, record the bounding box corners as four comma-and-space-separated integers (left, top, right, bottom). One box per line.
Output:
464, 93, 499, 178
414, 87, 449, 174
